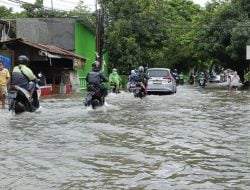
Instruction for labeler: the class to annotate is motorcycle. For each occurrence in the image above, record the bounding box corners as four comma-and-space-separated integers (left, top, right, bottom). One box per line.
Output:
179, 75, 184, 85
198, 77, 206, 88
109, 81, 118, 93
8, 84, 40, 114
127, 82, 136, 92
133, 82, 146, 98
172, 72, 180, 85
189, 75, 195, 85
84, 84, 105, 109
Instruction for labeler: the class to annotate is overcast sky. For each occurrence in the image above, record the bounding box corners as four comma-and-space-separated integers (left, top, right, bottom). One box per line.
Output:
0, 0, 209, 12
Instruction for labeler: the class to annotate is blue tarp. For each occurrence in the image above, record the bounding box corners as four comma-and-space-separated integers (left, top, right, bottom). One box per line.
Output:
0, 55, 11, 69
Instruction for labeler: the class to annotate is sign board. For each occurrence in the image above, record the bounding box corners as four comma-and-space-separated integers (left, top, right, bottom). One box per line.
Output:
247, 45, 250, 60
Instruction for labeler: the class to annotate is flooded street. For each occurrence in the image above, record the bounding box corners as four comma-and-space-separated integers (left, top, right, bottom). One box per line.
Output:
0, 85, 249, 189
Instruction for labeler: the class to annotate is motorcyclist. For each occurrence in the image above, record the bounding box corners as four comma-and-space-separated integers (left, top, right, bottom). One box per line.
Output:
189, 72, 194, 85
109, 68, 122, 93
135, 66, 148, 94
172, 69, 180, 85
126, 69, 137, 91
198, 72, 206, 86
179, 72, 184, 84
128, 69, 137, 83
244, 70, 250, 86
86, 61, 108, 97
11, 55, 38, 96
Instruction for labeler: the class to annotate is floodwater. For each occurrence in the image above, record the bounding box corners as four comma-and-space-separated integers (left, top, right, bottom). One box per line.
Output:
0, 85, 249, 190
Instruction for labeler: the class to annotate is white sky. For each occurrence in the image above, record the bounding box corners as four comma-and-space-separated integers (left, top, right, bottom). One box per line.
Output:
0, 0, 209, 13
0, 0, 96, 12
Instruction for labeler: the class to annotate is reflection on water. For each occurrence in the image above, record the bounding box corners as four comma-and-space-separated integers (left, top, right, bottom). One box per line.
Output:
0, 86, 249, 189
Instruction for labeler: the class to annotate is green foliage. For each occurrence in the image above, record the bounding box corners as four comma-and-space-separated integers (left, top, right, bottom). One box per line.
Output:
0, 6, 13, 18
193, 0, 250, 76
101, 0, 201, 74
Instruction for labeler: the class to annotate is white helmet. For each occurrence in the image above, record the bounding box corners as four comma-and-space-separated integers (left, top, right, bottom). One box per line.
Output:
138, 66, 144, 73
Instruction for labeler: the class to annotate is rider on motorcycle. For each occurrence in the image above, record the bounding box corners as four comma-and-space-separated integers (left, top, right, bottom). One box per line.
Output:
127, 69, 137, 91
86, 61, 108, 97
198, 72, 206, 86
129, 70, 137, 82
11, 55, 37, 96
135, 66, 148, 94
109, 68, 122, 93
172, 69, 180, 85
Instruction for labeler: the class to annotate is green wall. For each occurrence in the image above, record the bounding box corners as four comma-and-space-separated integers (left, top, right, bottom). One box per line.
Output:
75, 21, 96, 78
75, 21, 109, 90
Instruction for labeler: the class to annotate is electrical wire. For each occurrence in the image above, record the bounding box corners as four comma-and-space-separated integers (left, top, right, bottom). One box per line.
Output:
0, 0, 21, 7
0, 0, 81, 12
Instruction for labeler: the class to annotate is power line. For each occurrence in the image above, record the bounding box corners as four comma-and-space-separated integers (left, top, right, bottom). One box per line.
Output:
0, 0, 22, 10
1, 0, 80, 12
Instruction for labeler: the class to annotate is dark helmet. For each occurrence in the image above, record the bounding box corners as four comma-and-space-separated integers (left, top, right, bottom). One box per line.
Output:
18, 55, 29, 65
92, 61, 100, 70
138, 66, 144, 73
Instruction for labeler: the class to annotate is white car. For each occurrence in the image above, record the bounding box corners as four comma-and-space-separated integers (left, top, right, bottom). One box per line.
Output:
146, 68, 177, 95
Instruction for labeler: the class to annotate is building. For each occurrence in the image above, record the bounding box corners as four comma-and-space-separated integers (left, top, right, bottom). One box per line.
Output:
0, 18, 108, 95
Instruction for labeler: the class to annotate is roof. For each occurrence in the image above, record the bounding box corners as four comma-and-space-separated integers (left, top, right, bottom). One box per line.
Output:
0, 38, 87, 61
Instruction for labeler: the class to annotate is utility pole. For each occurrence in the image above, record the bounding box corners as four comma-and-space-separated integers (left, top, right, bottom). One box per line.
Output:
95, 0, 105, 68
51, 0, 54, 12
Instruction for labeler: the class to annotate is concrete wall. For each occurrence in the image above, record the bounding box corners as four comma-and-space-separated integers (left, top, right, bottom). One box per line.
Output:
16, 18, 75, 51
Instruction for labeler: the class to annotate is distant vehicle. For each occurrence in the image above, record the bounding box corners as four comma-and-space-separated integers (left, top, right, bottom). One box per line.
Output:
146, 68, 177, 95
209, 74, 221, 83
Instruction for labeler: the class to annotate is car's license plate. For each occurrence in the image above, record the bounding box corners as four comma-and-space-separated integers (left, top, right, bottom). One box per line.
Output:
153, 81, 162, 84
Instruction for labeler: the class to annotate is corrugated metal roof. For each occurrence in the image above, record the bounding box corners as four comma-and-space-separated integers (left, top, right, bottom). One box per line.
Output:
1, 38, 87, 61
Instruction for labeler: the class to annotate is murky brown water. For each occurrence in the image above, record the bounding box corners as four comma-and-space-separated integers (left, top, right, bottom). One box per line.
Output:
0, 85, 249, 189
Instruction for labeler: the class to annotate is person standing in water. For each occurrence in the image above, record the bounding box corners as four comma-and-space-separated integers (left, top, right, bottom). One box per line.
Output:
0, 60, 10, 109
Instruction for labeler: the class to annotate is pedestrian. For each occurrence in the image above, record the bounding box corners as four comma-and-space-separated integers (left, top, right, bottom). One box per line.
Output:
37, 72, 47, 86
244, 69, 250, 86
0, 60, 10, 109
229, 71, 240, 91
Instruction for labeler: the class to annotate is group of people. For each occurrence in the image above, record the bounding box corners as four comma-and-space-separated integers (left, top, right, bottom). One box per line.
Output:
127, 66, 148, 94
0, 55, 38, 109
86, 62, 148, 99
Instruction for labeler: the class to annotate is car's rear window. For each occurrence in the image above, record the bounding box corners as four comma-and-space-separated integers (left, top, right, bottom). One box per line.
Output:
147, 70, 170, 77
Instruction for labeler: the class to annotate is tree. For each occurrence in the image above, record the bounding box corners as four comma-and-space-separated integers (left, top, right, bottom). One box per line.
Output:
100, 0, 201, 74
0, 6, 13, 18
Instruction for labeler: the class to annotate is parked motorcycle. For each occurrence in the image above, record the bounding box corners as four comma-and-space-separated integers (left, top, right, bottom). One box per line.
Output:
8, 84, 40, 114
133, 82, 146, 98
84, 85, 105, 109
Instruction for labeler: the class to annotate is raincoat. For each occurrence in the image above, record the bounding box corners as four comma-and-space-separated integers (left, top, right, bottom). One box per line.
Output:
109, 71, 122, 90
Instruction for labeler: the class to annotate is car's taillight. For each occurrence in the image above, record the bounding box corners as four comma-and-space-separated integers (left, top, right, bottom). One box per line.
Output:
163, 77, 172, 82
